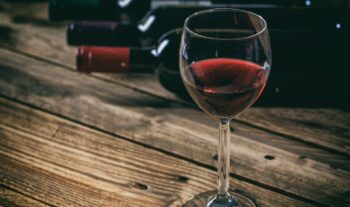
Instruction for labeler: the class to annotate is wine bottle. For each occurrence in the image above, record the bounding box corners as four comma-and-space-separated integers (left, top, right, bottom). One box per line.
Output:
67, 6, 202, 47
76, 28, 349, 74
49, 0, 150, 22
75, 27, 349, 105
76, 29, 181, 72
103, 0, 345, 9
211, 0, 345, 8
67, 6, 346, 47
49, 0, 218, 22
76, 29, 186, 95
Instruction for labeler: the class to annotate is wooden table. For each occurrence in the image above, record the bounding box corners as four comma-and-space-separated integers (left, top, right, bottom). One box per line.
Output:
0, 1, 349, 207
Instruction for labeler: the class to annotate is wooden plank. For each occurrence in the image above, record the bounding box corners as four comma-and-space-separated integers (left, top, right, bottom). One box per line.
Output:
0, 97, 318, 207
1, 17, 345, 172
238, 108, 350, 155
0, 0, 349, 172
0, 48, 349, 207
0, 1, 349, 156
0, 186, 51, 207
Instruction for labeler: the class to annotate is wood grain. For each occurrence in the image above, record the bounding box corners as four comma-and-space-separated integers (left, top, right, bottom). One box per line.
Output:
0, 48, 349, 207
0, 97, 318, 207
0, 186, 51, 207
0, 1, 349, 156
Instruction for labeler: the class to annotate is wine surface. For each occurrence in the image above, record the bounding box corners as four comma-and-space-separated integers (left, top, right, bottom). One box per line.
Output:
183, 58, 267, 117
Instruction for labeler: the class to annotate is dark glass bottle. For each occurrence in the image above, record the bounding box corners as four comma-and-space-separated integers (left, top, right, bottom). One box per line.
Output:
211, 0, 338, 7
67, 6, 346, 47
76, 29, 185, 96
95, 0, 345, 9
75, 27, 350, 106
49, 0, 150, 22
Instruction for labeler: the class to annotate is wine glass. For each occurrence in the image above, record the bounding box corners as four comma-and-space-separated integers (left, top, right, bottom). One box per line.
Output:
179, 8, 271, 207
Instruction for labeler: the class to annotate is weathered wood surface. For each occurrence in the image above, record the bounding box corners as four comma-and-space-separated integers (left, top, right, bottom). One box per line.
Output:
0, 1, 349, 156
0, 47, 349, 207
0, 97, 318, 207
0, 186, 50, 207
0, 1, 350, 207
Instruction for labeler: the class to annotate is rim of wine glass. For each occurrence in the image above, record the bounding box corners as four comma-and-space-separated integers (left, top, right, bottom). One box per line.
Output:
184, 8, 267, 41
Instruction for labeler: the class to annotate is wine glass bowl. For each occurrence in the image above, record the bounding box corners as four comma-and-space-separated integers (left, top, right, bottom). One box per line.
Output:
180, 8, 271, 119
179, 9, 271, 207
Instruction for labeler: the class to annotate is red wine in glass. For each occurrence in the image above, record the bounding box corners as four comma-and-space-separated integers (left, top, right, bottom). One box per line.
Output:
183, 58, 267, 118
180, 8, 271, 207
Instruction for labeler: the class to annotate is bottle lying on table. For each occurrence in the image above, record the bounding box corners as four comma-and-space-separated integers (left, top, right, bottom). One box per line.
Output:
49, 0, 150, 22
75, 27, 350, 106
50, 0, 345, 21
67, 6, 346, 47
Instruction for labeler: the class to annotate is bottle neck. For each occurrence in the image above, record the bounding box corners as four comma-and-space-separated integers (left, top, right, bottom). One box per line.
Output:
76, 46, 157, 73
130, 47, 158, 72
49, 0, 120, 21
67, 22, 141, 47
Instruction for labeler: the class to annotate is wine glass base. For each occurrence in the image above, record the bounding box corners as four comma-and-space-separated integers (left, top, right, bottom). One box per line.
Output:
183, 190, 257, 207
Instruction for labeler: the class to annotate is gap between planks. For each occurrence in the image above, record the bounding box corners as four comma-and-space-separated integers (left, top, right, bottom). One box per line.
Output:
0, 185, 54, 207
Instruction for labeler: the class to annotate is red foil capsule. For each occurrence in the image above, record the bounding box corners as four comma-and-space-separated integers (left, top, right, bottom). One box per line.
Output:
77, 46, 130, 73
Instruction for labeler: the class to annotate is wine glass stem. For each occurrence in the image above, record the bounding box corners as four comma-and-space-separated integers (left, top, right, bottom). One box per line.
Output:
217, 118, 231, 197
